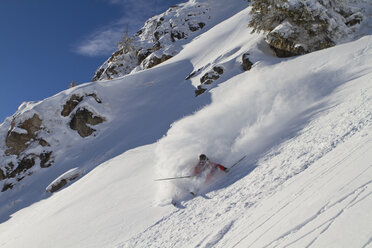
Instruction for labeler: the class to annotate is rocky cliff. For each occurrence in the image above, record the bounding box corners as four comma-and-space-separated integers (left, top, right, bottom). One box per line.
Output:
92, 1, 212, 82
249, 0, 365, 57
0, 92, 105, 193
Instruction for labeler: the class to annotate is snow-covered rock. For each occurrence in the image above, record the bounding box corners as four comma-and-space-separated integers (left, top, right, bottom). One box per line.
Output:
250, 0, 367, 57
0, 89, 106, 194
46, 168, 82, 193
92, 0, 248, 81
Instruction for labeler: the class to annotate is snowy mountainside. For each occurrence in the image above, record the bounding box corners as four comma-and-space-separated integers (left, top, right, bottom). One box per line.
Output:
0, 45, 209, 222
123, 30, 372, 247
0, 0, 372, 248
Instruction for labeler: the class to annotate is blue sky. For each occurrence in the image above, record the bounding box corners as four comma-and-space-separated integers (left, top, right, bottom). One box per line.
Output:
0, 0, 179, 122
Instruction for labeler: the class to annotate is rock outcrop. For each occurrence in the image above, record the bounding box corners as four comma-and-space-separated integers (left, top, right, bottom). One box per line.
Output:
249, 0, 364, 57
195, 86, 207, 97
200, 66, 224, 85
61, 93, 105, 138
5, 114, 42, 156
69, 108, 105, 138
61, 93, 102, 117
92, 2, 211, 81
46, 168, 82, 193
1, 113, 55, 191
242, 53, 253, 71
188, 65, 224, 97
0, 92, 105, 193
61, 94, 84, 117
146, 54, 173, 69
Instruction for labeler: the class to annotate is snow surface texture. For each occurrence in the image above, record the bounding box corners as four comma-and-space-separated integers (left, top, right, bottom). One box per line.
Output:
0, 0, 372, 248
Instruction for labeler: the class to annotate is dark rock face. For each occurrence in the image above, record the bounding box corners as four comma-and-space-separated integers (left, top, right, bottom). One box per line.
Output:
137, 49, 152, 64
61, 93, 105, 138
48, 179, 67, 193
46, 169, 82, 193
0, 169, 5, 181
61, 94, 84, 117
106, 65, 119, 76
269, 45, 304, 58
200, 66, 224, 85
9, 156, 35, 178
195, 86, 207, 97
170, 31, 186, 42
189, 22, 205, 32
92, 68, 104, 82
2, 183, 13, 192
266, 31, 309, 57
1, 149, 55, 191
187, 65, 225, 97
5, 114, 42, 156
61, 94, 102, 116
147, 54, 173, 69
40, 152, 54, 168
346, 12, 363, 26
69, 108, 105, 138
265, 22, 312, 57
48, 179, 68, 193
242, 53, 253, 71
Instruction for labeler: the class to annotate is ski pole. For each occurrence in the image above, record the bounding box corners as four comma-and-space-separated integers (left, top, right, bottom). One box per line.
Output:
154, 175, 195, 181
228, 155, 247, 170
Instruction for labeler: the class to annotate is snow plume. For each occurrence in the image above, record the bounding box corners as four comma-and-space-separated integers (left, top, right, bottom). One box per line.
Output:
154, 77, 302, 202
154, 39, 363, 204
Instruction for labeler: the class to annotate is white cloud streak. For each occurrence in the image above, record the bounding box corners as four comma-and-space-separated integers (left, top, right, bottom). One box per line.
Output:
75, 25, 124, 57
75, 0, 179, 57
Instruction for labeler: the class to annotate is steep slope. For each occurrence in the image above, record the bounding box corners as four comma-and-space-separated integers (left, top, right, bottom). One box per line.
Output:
0, 0, 250, 222
0, 36, 209, 222
122, 35, 372, 247
0, 1, 371, 248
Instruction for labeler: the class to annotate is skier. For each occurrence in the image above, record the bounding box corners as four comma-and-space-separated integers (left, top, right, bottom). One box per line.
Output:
171, 154, 229, 206
193, 154, 229, 182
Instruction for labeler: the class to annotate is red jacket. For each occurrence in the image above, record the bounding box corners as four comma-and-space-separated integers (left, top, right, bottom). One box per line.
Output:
193, 160, 228, 175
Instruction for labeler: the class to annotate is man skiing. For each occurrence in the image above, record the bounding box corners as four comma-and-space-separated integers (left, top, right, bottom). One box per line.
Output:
171, 154, 229, 206
193, 154, 229, 182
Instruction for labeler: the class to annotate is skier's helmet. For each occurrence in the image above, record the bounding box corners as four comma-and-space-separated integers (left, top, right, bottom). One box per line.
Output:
199, 154, 207, 164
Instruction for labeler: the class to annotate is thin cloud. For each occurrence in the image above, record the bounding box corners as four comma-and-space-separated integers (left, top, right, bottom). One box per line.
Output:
75, 25, 124, 57
75, 0, 178, 57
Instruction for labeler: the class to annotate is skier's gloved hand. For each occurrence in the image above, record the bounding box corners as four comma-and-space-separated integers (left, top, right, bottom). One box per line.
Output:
224, 168, 229, 173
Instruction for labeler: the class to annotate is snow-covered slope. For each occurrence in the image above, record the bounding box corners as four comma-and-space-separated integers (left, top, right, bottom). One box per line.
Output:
0, 0, 371, 248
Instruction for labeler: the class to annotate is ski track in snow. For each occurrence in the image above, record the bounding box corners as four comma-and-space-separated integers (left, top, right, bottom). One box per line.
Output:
222, 135, 372, 248
260, 171, 372, 248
